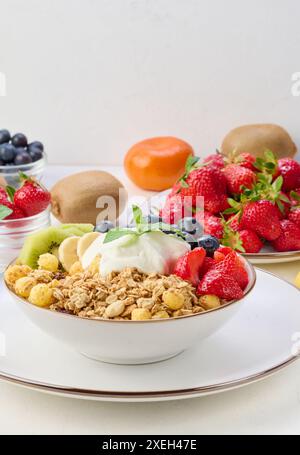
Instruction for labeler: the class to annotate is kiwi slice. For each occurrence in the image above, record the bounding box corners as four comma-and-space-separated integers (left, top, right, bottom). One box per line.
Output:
18, 227, 77, 269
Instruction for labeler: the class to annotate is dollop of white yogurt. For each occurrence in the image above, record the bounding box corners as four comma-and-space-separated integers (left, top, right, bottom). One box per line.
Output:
81, 231, 190, 276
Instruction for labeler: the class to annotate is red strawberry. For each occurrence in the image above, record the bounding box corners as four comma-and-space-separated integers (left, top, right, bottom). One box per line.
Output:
227, 214, 242, 232
238, 229, 263, 254
212, 251, 249, 290
216, 246, 232, 256
278, 159, 300, 192
271, 220, 300, 252
14, 177, 51, 217
241, 200, 282, 241
0, 199, 25, 220
214, 251, 227, 263
223, 164, 256, 195
235, 153, 256, 171
289, 208, 300, 228
174, 247, 206, 286
197, 270, 243, 300
161, 195, 193, 224
203, 153, 225, 170
200, 256, 216, 277
0, 187, 8, 204
179, 167, 228, 214
197, 212, 224, 239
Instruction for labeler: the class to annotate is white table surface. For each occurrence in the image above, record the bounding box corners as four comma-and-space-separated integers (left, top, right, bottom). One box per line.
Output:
1, 165, 300, 435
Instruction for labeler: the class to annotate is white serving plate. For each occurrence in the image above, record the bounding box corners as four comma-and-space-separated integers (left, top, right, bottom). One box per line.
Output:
146, 190, 300, 265
0, 269, 299, 402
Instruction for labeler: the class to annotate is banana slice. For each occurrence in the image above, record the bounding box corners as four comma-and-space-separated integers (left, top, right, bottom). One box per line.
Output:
58, 236, 80, 272
77, 232, 102, 260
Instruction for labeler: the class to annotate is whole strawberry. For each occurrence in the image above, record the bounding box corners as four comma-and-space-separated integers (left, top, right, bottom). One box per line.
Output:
235, 153, 256, 171
288, 209, 300, 229
14, 176, 51, 217
196, 212, 224, 239
241, 200, 282, 241
271, 220, 300, 252
238, 229, 263, 254
179, 166, 228, 214
278, 158, 300, 192
197, 270, 243, 300
174, 247, 206, 286
203, 153, 225, 170
227, 214, 242, 232
223, 164, 256, 195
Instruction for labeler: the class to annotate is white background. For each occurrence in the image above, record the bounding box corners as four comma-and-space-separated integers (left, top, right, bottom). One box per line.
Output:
0, 0, 300, 165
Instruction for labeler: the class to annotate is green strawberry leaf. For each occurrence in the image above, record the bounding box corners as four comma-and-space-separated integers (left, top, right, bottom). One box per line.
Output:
185, 155, 200, 173
276, 200, 285, 215
279, 193, 290, 203
180, 180, 189, 188
5, 186, 15, 202
272, 176, 283, 192
0, 204, 13, 220
291, 191, 300, 202
223, 207, 238, 215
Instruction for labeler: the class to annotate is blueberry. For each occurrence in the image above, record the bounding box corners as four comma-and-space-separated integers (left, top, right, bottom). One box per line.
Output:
14, 151, 32, 165
11, 133, 28, 148
0, 129, 11, 144
178, 217, 203, 237
0, 143, 17, 163
198, 235, 220, 256
28, 141, 44, 152
28, 146, 43, 162
94, 220, 115, 233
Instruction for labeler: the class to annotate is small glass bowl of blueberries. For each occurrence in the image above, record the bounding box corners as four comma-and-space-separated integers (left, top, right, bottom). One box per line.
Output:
0, 129, 46, 188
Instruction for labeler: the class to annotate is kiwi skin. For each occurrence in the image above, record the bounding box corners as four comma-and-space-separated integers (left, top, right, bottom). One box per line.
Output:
221, 124, 297, 159
51, 170, 127, 225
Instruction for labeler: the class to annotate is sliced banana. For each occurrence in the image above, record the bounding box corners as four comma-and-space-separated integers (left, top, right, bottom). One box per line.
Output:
77, 232, 101, 259
81, 234, 105, 270
58, 236, 80, 272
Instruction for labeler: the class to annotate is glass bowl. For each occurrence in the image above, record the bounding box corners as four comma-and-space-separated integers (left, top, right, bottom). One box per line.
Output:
0, 207, 51, 272
0, 153, 47, 188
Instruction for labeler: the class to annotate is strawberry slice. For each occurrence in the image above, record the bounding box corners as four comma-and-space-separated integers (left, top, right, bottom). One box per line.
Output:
197, 270, 243, 300
174, 247, 206, 286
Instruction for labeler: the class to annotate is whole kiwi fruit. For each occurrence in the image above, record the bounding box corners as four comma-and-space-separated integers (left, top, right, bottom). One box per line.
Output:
51, 170, 127, 225
221, 124, 297, 159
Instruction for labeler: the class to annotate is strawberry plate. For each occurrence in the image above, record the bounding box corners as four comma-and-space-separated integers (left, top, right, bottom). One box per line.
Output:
142, 190, 300, 265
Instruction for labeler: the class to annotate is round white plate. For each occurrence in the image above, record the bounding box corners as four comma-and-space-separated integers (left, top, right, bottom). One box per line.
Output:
146, 190, 300, 265
0, 269, 299, 402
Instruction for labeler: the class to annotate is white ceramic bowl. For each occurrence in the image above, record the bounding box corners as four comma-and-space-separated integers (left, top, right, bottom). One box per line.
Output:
4, 257, 256, 365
